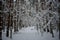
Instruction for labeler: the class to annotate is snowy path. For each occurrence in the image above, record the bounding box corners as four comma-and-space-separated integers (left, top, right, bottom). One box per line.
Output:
3, 26, 59, 40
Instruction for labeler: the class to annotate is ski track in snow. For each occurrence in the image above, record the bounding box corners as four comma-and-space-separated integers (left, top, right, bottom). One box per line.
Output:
2, 26, 59, 40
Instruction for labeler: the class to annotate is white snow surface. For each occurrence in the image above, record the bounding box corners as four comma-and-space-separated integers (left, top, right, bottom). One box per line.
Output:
2, 26, 59, 40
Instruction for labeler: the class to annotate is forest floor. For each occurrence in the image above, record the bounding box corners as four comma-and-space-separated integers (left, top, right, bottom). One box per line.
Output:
2, 26, 59, 40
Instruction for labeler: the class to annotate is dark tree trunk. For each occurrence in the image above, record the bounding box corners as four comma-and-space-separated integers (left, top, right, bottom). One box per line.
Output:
14, 20, 17, 32
2, 14, 5, 32
58, 13, 60, 39
0, 13, 3, 40
0, 1, 3, 40
16, 15, 19, 32
6, 26, 9, 37
36, 24, 38, 31
6, 13, 10, 37
47, 26, 49, 32
0, 15, 3, 40
10, 15, 13, 38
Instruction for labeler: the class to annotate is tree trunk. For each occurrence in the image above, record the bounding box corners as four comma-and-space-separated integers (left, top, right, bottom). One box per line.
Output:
0, 1, 3, 40
58, 14, 60, 39
47, 26, 49, 32
0, 14, 3, 40
59, 23, 60, 39
58, 5, 60, 39
16, 16, 19, 31
10, 15, 13, 38
6, 14, 10, 37
6, 26, 9, 37
14, 20, 17, 32
10, 27, 12, 38
50, 22, 54, 37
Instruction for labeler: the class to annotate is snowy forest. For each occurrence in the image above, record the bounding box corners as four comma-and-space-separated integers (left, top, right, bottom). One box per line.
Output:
0, 0, 60, 40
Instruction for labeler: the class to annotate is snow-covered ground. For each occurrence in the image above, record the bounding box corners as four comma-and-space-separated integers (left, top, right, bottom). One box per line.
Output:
2, 26, 59, 40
